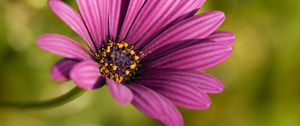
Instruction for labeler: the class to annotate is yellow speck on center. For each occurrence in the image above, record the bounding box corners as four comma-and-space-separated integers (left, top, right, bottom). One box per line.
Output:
125, 70, 130, 75
134, 55, 140, 60
130, 63, 137, 69
117, 43, 124, 48
112, 65, 118, 71
130, 50, 135, 55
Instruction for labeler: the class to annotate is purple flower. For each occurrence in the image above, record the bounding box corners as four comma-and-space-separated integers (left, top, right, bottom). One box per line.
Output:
37, 0, 235, 125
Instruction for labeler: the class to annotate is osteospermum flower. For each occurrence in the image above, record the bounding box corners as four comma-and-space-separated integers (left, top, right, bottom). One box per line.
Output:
37, 0, 235, 125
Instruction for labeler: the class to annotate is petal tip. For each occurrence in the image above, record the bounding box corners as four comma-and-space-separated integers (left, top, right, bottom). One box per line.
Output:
36, 35, 46, 46
218, 87, 224, 93
48, 0, 60, 7
205, 102, 211, 109
36, 38, 43, 47
214, 11, 225, 18
70, 61, 103, 90
106, 79, 134, 105
50, 68, 66, 81
209, 11, 225, 23
202, 97, 212, 109
206, 10, 224, 17
214, 83, 225, 94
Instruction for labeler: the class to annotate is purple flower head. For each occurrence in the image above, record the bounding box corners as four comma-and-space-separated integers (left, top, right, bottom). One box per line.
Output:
37, 0, 235, 125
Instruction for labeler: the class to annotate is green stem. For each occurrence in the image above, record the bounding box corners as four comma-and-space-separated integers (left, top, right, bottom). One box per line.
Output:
0, 87, 86, 109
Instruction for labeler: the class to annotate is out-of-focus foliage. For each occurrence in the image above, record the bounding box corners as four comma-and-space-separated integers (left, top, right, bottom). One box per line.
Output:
0, 0, 300, 126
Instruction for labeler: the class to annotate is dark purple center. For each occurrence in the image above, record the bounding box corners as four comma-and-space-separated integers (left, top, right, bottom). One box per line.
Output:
96, 40, 143, 83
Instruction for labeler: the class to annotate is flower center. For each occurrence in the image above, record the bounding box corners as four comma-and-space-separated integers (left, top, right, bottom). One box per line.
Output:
96, 40, 143, 83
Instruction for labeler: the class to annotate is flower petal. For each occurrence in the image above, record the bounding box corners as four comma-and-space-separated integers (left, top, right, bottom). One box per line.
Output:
48, 0, 96, 52
108, 0, 130, 40
141, 69, 224, 94
142, 39, 201, 63
142, 11, 225, 55
76, 0, 108, 48
37, 34, 92, 60
51, 58, 80, 82
119, 0, 146, 40
164, 0, 206, 26
144, 42, 232, 71
98, 0, 109, 42
125, 0, 181, 44
106, 79, 133, 104
143, 31, 235, 63
137, 73, 211, 109
70, 61, 105, 90
129, 85, 183, 126
207, 31, 236, 45
134, 0, 206, 49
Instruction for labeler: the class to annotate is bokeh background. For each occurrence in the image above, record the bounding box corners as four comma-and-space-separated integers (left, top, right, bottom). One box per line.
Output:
1, 0, 300, 126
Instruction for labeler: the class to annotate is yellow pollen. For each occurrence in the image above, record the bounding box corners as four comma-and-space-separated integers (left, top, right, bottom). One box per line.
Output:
100, 59, 104, 63
105, 70, 109, 73
100, 67, 105, 72
106, 48, 111, 53
125, 70, 130, 75
105, 63, 108, 67
112, 65, 118, 71
130, 63, 137, 69
134, 55, 140, 61
119, 76, 124, 83
110, 74, 115, 79
124, 43, 129, 48
117, 43, 124, 48
130, 50, 135, 55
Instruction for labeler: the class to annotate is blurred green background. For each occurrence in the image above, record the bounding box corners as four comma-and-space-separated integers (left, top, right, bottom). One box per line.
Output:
1, 0, 300, 126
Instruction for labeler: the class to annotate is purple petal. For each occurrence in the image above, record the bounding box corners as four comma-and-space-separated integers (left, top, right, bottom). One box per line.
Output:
37, 34, 92, 60
108, 0, 130, 40
207, 31, 236, 45
142, 31, 235, 63
142, 39, 201, 63
141, 69, 224, 94
125, 0, 181, 44
134, 0, 206, 49
129, 85, 183, 126
97, 0, 109, 42
77, 0, 107, 48
48, 0, 96, 52
142, 83, 210, 110
70, 61, 105, 90
144, 42, 232, 71
119, 0, 146, 40
106, 79, 133, 104
51, 58, 80, 82
108, 0, 121, 39
136, 73, 211, 109
164, 0, 206, 26
142, 11, 225, 55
